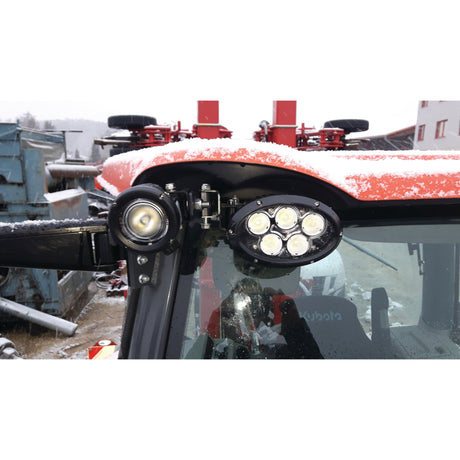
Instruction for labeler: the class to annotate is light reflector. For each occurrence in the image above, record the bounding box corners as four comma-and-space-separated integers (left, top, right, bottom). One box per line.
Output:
275, 207, 298, 230
302, 212, 326, 236
247, 212, 270, 235
123, 201, 166, 241
260, 233, 283, 255
286, 233, 309, 256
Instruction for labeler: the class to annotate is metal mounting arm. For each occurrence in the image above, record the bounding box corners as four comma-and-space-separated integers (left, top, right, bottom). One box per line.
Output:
0, 218, 120, 272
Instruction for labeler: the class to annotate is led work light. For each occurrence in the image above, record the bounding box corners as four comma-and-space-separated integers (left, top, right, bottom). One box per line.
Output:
228, 195, 342, 267
123, 201, 167, 241
108, 184, 180, 253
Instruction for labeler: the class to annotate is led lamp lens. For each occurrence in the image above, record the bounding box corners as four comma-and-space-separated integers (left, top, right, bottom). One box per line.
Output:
286, 234, 310, 256
247, 212, 270, 235
123, 201, 166, 241
302, 213, 326, 236
227, 194, 341, 267
260, 233, 283, 256
275, 207, 298, 230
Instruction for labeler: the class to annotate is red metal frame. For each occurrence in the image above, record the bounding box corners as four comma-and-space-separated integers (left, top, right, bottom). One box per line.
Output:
98, 101, 233, 152
99, 100, 348, 153
253, 100, 346, 150
193, 100, 231, 140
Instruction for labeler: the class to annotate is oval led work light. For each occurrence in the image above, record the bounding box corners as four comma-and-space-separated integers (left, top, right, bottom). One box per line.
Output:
227, 195, 342, 267
108, 184, 180, 253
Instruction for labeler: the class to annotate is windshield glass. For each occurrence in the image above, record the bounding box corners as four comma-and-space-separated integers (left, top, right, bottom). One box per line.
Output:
169, 223, 460, 359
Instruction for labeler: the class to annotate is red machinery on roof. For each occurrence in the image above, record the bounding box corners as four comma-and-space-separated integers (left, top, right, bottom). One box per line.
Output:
95, 100, 368, 154
94, 100, 460, 203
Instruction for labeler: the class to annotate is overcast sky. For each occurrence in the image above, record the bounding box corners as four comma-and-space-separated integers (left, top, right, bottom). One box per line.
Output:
1, 0, 457, 139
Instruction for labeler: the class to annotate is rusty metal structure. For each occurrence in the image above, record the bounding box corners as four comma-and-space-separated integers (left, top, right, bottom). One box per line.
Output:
0, 122, 99, 320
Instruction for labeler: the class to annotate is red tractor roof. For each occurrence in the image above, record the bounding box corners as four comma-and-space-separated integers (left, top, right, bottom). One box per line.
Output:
96, 139, 460, 201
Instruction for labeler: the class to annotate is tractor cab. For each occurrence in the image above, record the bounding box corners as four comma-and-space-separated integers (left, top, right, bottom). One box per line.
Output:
2, 101, 460, 359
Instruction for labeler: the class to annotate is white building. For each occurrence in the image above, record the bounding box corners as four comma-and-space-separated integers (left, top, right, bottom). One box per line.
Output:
414, 101, 460, 150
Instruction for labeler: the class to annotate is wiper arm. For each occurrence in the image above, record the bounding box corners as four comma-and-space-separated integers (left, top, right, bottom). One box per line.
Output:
342, 236, 398, 271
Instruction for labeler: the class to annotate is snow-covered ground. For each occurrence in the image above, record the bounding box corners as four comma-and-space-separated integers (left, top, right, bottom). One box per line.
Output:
5, 283, 126, 359
338, 240, 422, 333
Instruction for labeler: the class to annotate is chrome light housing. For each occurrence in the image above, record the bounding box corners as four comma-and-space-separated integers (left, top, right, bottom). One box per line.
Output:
227, 195, 342, 267
108, 184, 180, 253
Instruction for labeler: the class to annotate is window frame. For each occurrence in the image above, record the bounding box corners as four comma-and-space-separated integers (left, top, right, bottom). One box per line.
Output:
435, 119, 448, 139
417, 124, 425, 141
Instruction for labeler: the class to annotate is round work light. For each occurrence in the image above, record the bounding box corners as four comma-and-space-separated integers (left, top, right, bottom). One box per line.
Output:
123, 201, 167, 241
108, 184, 180, 253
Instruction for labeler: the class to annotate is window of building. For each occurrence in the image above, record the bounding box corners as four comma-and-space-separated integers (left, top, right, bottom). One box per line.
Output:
435, 120, 448, 139
421, 101, 429, 108
417, 124, 425, 141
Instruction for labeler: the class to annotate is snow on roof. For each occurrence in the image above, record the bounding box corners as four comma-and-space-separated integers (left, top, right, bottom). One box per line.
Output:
99, 138, 460, 201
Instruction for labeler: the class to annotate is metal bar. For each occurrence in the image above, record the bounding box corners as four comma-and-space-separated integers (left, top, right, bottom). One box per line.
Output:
0, 297, 78, 336
46, 164, 102, 178
342, 236, 398, 271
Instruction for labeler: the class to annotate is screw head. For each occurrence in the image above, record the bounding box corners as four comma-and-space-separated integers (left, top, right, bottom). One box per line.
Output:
138, 274, 150, 284
137, 255, 148, 265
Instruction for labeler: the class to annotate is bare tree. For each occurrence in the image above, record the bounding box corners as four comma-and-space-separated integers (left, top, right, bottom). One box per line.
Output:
43, 120, 56, 130
19, 112, 39, 129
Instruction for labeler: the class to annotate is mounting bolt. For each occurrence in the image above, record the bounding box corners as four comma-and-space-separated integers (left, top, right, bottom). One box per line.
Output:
139, 274, 150, 284
165, 183, 176, 192
315, 202, 320, 207
201, 183, 211, 191
137, 255, 148, 265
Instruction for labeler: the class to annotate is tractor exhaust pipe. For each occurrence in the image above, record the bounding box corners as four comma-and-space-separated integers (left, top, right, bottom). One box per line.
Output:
0, 297, 78, 337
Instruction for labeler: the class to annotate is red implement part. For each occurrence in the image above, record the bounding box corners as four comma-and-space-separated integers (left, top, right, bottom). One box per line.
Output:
271, 100, 297, 147
195, 101, 220, 139
295, 124, 345, 150
253, 100, 346, 150
193, 101, 232, 140
101, 101, 232, 152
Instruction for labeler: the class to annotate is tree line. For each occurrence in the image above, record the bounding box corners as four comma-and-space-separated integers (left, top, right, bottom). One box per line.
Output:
17, 112, 55, 130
